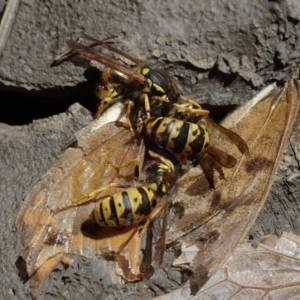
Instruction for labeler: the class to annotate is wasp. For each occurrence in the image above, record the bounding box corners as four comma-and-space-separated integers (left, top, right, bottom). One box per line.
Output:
145, 116, 249, 168
140, 92, 249, 168
63, 34, 181, 125
59, 35, 248, 167
55, 150, 176, 236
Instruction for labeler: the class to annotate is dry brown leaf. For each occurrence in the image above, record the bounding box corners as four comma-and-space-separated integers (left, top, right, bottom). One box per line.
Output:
165, 73, 300, 294
16, 103, 145, 298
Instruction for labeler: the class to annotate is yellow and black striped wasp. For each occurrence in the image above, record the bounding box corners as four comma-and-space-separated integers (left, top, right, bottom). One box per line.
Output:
54, 150, 176, 238
61, 35, 248, 169
61, 34, 181, 132
145, 98, 249, 169
16, 102, 179, 292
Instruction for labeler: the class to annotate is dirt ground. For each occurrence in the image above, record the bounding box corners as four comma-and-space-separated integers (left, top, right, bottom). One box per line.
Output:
1, 0, 300, 299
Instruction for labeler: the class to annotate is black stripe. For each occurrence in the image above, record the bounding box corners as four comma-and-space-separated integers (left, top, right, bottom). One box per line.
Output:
152, 198, 157, 208
119, 191, 134, 224
156, 119, 176, 149
134, 187, 151, 216
109, 196, 119, 225
171, 121, 189, 154
150, 118, 162, 141
99, 198, 110, 225
188, 125, 205, 155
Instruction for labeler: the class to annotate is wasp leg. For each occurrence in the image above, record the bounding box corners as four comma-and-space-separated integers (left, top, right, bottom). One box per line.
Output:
114, 225, 139, 254
140, 93, 170, 120
174, 102, 210, 117
140, 93, 151, 119
148, 150, 175, 174
114, 100, 137, 137
123, 100, 138, 138
170, 77, 180, 94
176, 94, 210, 116
109, 158, 140, 179
54, 182, 131, 213
179, 95, 202, 108
153, 202, 168, 267
95, 97, 114, 119
150, 96, 170, 103
138, 204, 165, 238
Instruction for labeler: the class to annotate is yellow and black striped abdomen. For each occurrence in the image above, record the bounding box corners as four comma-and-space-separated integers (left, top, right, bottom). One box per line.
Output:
146, 117, 210, 164
93, 186, 157, 226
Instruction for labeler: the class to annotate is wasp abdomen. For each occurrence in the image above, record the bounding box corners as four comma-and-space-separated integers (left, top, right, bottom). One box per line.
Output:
93, 186, 157, 226
146, 117, 210, 164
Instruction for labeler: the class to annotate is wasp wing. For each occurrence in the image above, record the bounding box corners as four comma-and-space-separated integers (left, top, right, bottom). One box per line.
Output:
16, 103, 145, 298
51, 35, 118, 67
155, 232, 300, 299
195, 232, 300, 299
166, 76, 300, 293
66, 40, 146, 84
81, 33, 142, 65
205, 145, 237, 168
208, 118, 250, 155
